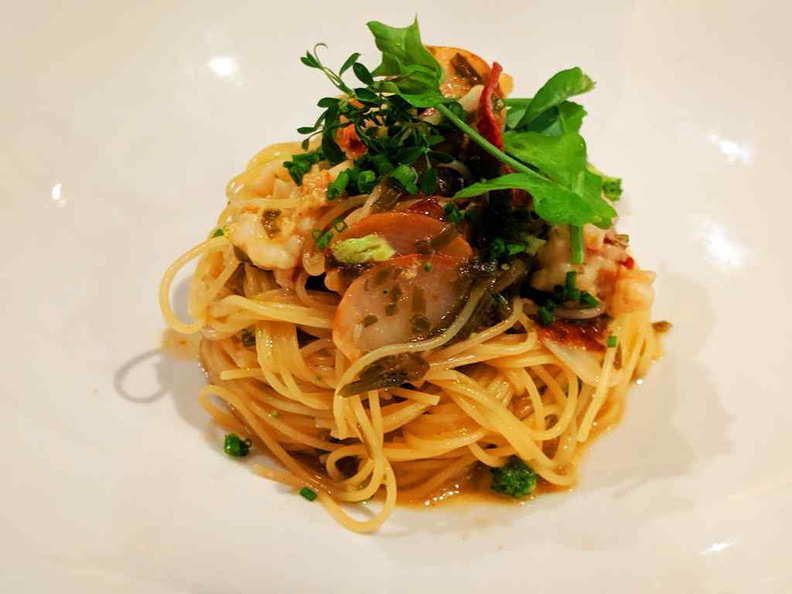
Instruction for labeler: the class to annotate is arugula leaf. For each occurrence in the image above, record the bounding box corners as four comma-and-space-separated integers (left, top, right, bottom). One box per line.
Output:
503, 130, 587, 187
454, 172, 616, 228
366, 19, 445, 107
518, 68, 594, 127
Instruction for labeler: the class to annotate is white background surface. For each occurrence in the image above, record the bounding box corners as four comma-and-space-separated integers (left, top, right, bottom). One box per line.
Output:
2, 1, 791, 592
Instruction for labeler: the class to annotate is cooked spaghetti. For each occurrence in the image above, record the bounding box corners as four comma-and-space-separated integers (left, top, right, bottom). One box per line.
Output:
159, 19, 665, 532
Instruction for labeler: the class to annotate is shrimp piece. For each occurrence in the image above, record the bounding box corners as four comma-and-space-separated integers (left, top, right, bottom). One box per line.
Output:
227, 163, 352, 271
336, 124, 367, 161
531, 224, 654, 316
610, 269, 656, 316
228, 209, 312, 271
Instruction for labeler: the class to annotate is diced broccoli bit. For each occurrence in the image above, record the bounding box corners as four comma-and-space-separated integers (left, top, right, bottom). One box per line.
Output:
331, 234, 396, 264
490, 457, 537, 499
223, 434, 252, 457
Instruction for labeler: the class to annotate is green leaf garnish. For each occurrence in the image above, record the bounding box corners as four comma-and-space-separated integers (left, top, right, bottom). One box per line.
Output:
517, 67, 594, 128
366, 18, 445, 107
454, 172, 615, 228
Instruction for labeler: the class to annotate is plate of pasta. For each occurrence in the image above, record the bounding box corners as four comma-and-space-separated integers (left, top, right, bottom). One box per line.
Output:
3, 1, 792, 592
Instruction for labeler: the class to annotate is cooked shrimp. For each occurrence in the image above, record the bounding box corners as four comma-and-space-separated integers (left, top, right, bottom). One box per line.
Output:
531, 224, 654, 316
226, 161, 349, 271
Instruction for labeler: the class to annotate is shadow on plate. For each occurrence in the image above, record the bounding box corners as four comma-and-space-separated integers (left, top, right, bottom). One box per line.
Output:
113, 277, 208, 431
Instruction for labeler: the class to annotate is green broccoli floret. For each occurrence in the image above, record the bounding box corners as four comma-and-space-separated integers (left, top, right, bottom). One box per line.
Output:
490, 458, 537, 499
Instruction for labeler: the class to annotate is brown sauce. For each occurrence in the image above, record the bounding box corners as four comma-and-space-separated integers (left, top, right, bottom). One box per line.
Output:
538, 316, 610, 352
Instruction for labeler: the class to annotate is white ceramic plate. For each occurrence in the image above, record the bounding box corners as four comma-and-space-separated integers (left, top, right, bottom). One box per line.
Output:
3, 1, 791, 592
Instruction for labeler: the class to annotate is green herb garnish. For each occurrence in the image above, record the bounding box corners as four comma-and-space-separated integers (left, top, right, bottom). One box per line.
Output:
290, 18, 621, 266
580, 291, 599, 308
212, 228, 225, 238
607, 335, 618, 348
224, 434, 252, 457
311, 229, 334, 250
299, 486, 318, 502
490, 458, 537, 499
537, 306, 555, 326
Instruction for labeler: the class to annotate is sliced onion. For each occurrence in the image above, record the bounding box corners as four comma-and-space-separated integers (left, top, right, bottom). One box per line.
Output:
541, 337, 621, 387
553, 304, 606, 320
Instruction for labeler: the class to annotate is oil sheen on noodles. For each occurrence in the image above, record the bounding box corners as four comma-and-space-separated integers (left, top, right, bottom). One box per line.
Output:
159, 141, 663, 533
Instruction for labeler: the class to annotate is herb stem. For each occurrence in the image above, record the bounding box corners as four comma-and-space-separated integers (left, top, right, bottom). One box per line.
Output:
436, 103, 534, 176
438, 102, 588, 266
570, 225, 585, 264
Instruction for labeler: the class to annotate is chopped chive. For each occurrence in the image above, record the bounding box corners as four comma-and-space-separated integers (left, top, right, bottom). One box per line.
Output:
537, 307, 555, 326
565, 271, 577, 290
212, 228, 225, 238
570, 225, 585, 264
442, 202, 463, 223
424, 261, 432, 272
312, 229, 333, 250
270, 410, 281, 418
332, 218, 348, 232
552, 285, 565, 302
299, 486, 318, 502
607, 335, 618, 348
223, 434, 251, 457
580, 291, 600, 307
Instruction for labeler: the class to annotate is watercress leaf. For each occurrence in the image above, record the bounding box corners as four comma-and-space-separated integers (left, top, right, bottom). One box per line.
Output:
352, 62, 375, 86
519, 67, 595, 127
453, 172, 616, 228
317, 97, 340, 108
339, 52, 361, 75
395, 145, 425, 165
390, 164, 419, 194
353, 87, 379, 103
321, 133, 345, 165
420, 168, 438, 195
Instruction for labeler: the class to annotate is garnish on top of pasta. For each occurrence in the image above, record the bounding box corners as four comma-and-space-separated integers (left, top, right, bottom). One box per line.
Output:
159, 18, 666, 533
